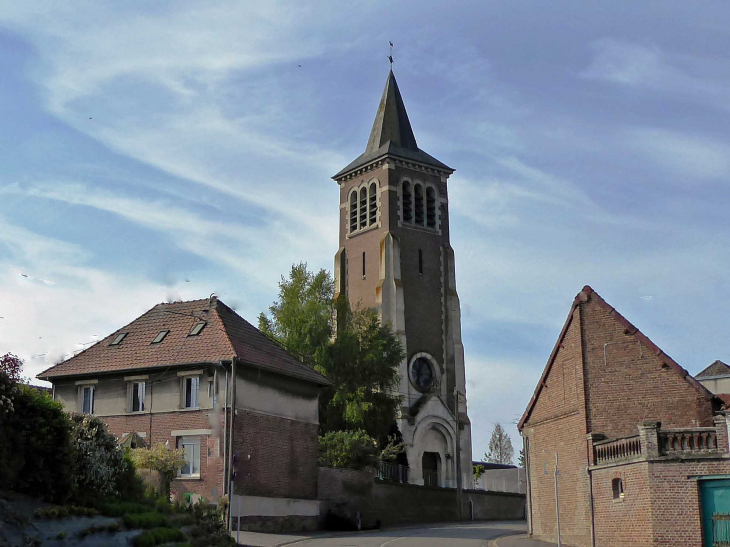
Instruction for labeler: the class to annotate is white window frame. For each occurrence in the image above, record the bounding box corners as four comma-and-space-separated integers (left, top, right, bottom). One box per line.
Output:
81, 386, 95, 415
178, 435, 201, 478
130, 381, 146, 413
183, 376, 200, 409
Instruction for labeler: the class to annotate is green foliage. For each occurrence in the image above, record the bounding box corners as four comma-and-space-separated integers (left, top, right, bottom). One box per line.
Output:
34, 505, 98, 519
117, 451, 147, 501
132, 527, 185, 547
378, 435, 406, 463
258, 262, 334, 367
70, 414, 127, 497
318, 429, 378, 469
186, 500, 234, 547
473, 464, 485, 481
56, 531, 67, 540
320, 298, 404, 442
97, 500, 153, 517
123, 512, 169, 529
485, 423, 514, 465
130, 443, 186, 497
518, 448, 526, 469
259, 263, 405, 445
0, 376, 75, 503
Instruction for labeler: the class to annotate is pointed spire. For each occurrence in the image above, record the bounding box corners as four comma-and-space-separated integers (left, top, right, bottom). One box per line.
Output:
365, 70, 418, 153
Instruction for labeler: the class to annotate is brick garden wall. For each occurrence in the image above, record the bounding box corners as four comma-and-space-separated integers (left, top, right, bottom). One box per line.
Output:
233, 410, 318, 500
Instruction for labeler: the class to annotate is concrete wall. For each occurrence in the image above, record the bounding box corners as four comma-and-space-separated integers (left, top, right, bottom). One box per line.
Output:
477, 468, 526, 494
698, 376, 730, 395
318, 467, 525, 528
236, 368, 318, 425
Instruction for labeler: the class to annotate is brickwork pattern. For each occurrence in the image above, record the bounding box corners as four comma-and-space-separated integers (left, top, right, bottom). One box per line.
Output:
233, 410, 318, 500
102, 410, 225, 500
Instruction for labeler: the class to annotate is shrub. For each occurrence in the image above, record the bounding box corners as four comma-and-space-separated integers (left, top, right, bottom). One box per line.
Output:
318, 429, 377, 469
56, 531, 67, 540
123, 512, 169, 529
117, 450, 147, 501
132, 527, 185, 547
0, 378, 75, 503
70, 414, 127, 497
98, 501, 151, 517
130, 444, 185, 498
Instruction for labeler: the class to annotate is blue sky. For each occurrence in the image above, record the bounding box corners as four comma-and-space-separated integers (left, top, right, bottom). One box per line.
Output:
1, 1, 729, 459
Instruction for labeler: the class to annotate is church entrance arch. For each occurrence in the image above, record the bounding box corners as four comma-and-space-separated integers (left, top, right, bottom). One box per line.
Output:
422, 451, 440, 487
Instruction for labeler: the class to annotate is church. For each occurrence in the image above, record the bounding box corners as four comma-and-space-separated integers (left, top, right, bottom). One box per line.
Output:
332, 69, 473, 488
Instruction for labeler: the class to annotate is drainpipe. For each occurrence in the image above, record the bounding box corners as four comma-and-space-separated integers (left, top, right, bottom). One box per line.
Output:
227, 357, 237, 531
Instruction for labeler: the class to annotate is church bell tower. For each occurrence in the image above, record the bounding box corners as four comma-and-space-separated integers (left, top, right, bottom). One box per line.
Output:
333, 70, 472, 487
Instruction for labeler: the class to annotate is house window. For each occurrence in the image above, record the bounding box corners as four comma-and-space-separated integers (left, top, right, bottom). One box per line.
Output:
612, 478, 624, 500
130, 381, 145, 412
188, 322, 206, 336
183, 376, 200, 409
208, 380, 217, 408
178, 436, 200, 477
110, 332, 127, 346
151, 330, 169, 344
82, 386, 94, 414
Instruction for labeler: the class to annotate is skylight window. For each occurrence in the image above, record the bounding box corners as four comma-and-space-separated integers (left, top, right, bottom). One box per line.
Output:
110, 332, 128, 346
188, 322, 206, 336
151, 330, 169, 344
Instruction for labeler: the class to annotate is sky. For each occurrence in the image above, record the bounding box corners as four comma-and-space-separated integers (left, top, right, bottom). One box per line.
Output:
1, 1, 729, 460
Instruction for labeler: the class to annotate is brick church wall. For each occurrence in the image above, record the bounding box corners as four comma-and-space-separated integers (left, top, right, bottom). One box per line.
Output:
232, 410, 318, 500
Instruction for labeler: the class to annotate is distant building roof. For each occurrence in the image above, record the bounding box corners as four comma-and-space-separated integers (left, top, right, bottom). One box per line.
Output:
37, 297, 330, 386
695, 360, 730, 379
472, 461, 517, 470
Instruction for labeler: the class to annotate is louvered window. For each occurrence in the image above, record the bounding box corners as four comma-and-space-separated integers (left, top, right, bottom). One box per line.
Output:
402, 182, 412, 223
426, 187, 436, 228
349, 191, 358, 233
414, 183, 424, 226
359, 188, 367, 230
368, 183, 377, 225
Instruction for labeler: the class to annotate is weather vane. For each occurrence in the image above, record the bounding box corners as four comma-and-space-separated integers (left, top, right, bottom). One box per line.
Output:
388, 41, 394, 66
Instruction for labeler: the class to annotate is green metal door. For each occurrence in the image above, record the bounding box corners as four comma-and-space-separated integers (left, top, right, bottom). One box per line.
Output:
700, 479, 730, 547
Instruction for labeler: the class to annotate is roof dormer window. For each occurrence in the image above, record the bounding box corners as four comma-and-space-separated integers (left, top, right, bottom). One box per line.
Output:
151, 330, 169, 344
188, 322, 206, 336
110, 332, 127, 346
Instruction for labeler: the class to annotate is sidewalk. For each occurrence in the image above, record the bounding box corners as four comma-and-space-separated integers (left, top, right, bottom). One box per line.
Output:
490, 534, 557, 547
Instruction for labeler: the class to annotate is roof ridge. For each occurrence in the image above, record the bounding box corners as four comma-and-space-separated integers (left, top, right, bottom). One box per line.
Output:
209, 299, 238, 359
519, 286, 717, 430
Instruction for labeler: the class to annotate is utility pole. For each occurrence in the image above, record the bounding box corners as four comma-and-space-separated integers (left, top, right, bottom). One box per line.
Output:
555, 452, 561, 547
454, 387, 463, 521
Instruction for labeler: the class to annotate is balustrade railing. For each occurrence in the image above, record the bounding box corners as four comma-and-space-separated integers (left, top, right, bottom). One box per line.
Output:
594, 435, 642, 465
423, 469, 439, 487
660, 428, 719, 455
377, 461, 409, 484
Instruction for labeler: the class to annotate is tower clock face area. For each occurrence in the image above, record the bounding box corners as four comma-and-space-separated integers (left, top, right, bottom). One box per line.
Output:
411, 357, 435, 392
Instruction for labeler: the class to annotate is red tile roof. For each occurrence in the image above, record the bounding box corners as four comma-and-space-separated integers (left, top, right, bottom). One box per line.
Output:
518, 285, 718, 430
37, 297, 330, 386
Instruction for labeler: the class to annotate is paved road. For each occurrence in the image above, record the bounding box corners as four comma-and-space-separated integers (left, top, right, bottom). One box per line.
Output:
280, 521, 526, 547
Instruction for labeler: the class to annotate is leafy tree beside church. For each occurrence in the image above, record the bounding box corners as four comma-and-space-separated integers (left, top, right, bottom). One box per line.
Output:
259, 263, 404, 453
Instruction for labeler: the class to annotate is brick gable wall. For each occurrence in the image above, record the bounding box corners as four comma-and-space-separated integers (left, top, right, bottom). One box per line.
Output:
524, 308, 592, 546
233, 410, 318, 500
581, 297, 714, 438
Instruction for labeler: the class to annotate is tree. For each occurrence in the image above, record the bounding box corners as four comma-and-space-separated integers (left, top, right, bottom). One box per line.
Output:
473, 463, 485, 482
259, 264, 404, 445
130, 443, 186, 498
1, 353, 25, 383
518, 448, 526, 469
258, 262, 334, 367
485, 423, 514, 465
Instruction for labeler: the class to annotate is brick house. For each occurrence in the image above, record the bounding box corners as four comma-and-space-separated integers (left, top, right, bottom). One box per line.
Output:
38, 296, 330, 531
519, 286, 730, 547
